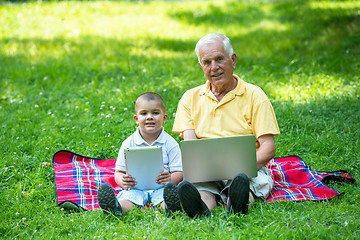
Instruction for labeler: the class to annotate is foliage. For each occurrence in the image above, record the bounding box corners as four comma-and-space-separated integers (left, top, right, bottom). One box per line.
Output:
1, 0, 359, 239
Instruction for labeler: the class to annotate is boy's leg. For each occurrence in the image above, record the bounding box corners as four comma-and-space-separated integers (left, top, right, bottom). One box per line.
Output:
149, 187, 165, 211
119, 199, 135, 215
97, 183, 123, 215
163, 182, 182, 216
117, 188, 145, 214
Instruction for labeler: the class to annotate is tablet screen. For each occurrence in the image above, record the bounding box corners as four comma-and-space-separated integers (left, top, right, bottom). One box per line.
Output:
125, 146, 164, 190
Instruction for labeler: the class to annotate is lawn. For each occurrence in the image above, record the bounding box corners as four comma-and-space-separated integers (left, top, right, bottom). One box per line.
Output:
1, 0, 359, 239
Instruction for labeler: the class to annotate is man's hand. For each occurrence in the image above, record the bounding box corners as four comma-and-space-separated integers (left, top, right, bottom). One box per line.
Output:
155, 170, 171, 185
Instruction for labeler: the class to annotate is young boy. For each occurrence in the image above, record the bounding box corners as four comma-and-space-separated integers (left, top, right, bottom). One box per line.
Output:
97, 92, 183, 215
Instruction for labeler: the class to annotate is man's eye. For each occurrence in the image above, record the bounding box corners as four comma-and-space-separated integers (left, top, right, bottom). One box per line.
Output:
204, 61, 210, 65
217, 57, 223, 62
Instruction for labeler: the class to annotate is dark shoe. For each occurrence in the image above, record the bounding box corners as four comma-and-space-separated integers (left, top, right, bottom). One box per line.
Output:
97, 183, 122, 215
163, 182, 182, 217
227, 173, 249, 215
178, 181, 210, 218
58, 200, 85, 212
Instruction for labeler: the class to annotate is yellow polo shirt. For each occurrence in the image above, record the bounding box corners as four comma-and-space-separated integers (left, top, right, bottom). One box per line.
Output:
172, 74, 280, 149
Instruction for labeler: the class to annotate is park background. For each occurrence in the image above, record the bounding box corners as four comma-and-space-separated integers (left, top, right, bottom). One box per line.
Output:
1, 0, 359, 239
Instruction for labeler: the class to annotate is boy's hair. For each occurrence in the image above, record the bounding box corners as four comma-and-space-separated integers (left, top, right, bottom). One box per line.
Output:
135, 92, 166, 113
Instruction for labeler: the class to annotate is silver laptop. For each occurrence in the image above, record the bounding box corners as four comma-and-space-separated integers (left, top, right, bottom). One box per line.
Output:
124, 146, 164, 190
180, 135, 257, 183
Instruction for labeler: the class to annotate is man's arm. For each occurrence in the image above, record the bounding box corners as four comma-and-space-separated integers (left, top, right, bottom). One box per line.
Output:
183, 129, 198, 140
256, 134, 276, 170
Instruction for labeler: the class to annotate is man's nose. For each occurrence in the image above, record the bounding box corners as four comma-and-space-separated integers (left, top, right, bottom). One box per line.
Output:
210, 61, 219, 70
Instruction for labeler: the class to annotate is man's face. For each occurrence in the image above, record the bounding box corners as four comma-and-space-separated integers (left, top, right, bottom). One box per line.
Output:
198, 40, 236, 88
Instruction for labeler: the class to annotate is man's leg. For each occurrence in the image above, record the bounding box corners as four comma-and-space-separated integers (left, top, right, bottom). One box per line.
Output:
226, 173, 249, 215
178, 181, 210, 218
249, 167, 273, 199
199, 190, 217, 211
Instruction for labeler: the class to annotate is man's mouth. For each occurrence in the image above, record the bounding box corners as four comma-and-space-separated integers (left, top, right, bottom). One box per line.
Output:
212, 72, 223, 78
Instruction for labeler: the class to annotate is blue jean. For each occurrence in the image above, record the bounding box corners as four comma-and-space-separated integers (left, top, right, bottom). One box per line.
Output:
116, 187, 164, 206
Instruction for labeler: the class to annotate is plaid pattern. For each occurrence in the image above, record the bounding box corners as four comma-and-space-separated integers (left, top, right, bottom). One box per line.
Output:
53, 151, 355, 210
267, 155, 355, 203
53, 150, 121, 211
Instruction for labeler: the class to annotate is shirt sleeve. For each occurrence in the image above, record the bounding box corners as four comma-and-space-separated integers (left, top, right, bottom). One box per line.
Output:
172, 90, 195, 137
115, 143, 127, 172
251, 89, 280, 139
166, 139, 183, 172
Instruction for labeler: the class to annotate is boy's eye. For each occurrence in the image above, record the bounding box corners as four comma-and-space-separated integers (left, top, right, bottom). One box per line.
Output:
140, 112, 147, 115
153, 111, 160, 115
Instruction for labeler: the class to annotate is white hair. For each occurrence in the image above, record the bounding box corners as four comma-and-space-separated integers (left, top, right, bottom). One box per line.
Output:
195, 33, 234, 62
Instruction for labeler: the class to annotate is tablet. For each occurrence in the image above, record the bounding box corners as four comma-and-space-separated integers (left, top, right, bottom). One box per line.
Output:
124, 146, 164, 190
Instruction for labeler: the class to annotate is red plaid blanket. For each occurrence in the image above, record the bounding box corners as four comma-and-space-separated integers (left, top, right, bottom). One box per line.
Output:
267, 155, 355, 202
52, 150, 355, 210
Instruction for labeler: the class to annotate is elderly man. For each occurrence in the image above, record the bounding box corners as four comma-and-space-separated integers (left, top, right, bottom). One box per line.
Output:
164, 33, 280, 218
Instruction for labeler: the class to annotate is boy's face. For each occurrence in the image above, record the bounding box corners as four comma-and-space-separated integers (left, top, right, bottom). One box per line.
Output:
134, 100, 167, 137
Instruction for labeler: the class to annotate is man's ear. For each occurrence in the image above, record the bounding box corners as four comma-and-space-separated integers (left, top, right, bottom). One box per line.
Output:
198, 62, 204, 71
231, 53, 237, 69
134, 114, 139, 124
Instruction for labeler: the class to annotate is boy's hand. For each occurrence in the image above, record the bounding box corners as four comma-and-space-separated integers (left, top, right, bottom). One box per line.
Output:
121, 174, 137, 189
155, 171, 171, 185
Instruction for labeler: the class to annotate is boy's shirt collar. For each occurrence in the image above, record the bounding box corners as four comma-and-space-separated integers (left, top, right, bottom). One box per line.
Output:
134, 127, 166, 146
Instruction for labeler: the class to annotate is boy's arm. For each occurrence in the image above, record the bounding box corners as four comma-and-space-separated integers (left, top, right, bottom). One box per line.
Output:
115, 170, 137, 189
170, 171, 183, 185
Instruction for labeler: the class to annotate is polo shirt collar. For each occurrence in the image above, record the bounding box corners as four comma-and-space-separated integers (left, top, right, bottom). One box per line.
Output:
133, 127, 166, 146
199, 74, 246, 98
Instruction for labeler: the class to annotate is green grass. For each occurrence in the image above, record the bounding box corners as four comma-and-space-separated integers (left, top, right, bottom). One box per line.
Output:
1, 0, 359, 239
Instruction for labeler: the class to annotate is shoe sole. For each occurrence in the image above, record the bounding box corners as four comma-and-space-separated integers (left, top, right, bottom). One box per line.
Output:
164, 182, 182, 213
178, 181, 210, 218
59, 200, 84, 212
228, 173, 249, 214
97, 183, 121, 215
